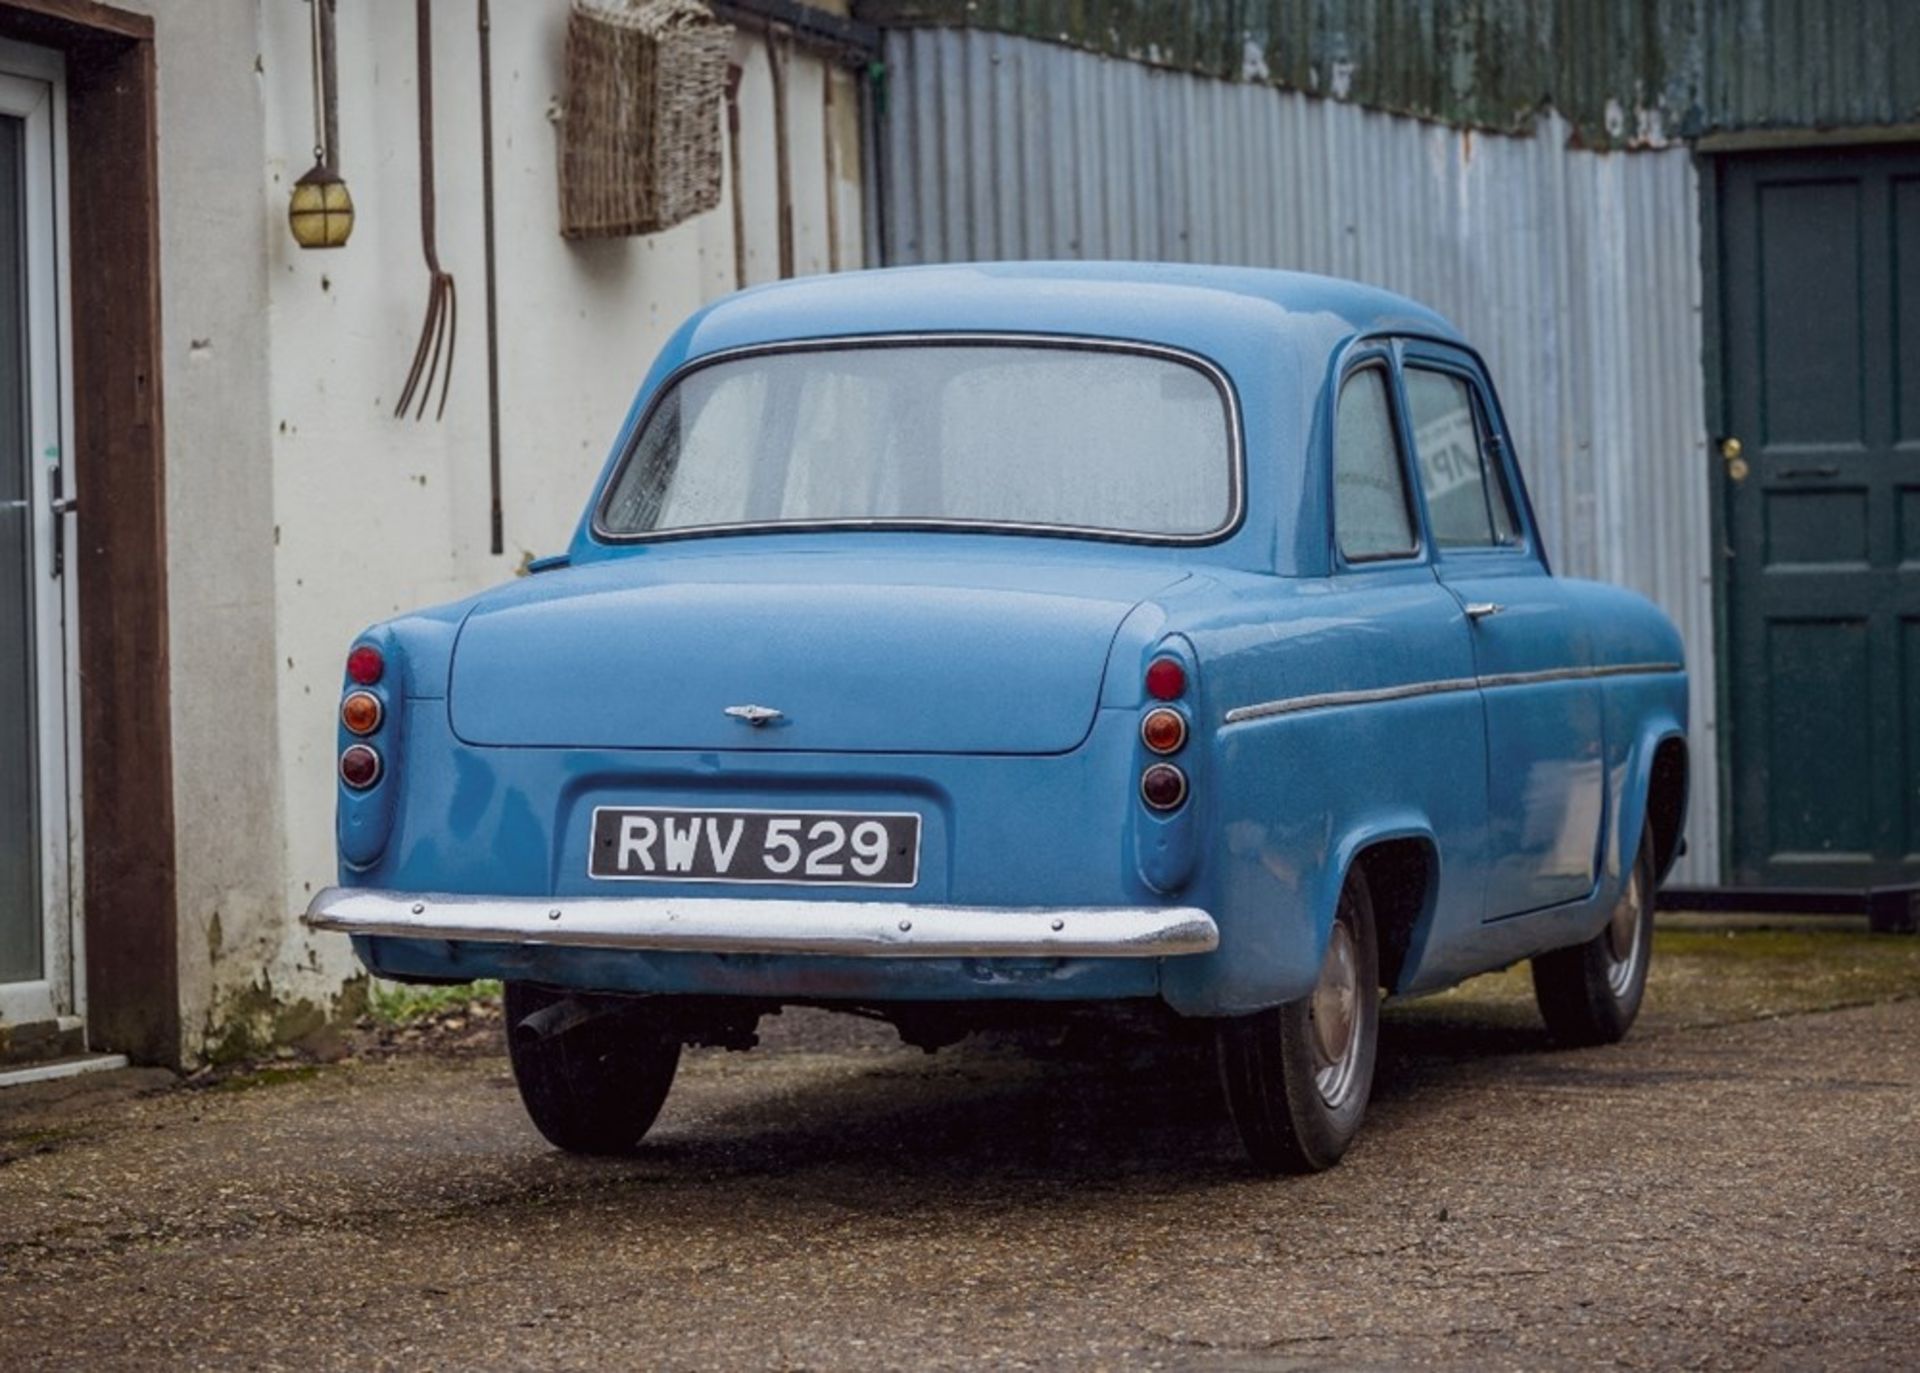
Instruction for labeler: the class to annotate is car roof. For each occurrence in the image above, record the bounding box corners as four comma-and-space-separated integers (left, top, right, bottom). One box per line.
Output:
671, 261, 1465, 364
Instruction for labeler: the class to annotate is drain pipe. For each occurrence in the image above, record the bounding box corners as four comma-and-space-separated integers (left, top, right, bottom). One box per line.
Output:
822, 63, 840, 272
478, 0, 503, 555
725, 61, 747, 289
767, 25, 795, 279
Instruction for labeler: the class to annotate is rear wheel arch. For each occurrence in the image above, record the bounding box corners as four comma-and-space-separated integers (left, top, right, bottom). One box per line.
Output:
1645, 736, 1689, 883
1337, 832, 1439, 994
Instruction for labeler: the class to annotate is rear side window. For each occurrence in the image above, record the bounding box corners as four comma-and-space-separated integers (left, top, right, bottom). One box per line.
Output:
1333, 367, 1417, 561
1404, 367, 1519, 548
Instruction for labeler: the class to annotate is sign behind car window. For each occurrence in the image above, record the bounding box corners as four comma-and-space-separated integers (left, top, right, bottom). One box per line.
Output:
1404, 368, 1518, 548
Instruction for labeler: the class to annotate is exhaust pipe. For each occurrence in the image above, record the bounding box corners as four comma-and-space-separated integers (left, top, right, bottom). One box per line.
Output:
512, 996, 599, 1046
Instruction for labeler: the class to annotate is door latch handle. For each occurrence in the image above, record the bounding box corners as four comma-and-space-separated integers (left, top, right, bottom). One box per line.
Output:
49, 481, 73, 578
1464, 602, 1503, 621
1719, 435, 1750, 483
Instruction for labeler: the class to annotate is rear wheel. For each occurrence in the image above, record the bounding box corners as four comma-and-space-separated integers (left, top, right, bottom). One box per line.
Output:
504, 983, 682, 1155
1530, 821, 1657, 1046
1216, 865, 1380, 1173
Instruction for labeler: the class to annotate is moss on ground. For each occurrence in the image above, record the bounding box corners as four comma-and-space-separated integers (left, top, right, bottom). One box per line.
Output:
212, 1064, 326, 1094
1390, 920, 1920, 1035
366, 979, 503, 1028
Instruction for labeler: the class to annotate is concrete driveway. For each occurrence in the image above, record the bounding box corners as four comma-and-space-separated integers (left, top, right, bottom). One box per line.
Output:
2, 924, 1915, 1370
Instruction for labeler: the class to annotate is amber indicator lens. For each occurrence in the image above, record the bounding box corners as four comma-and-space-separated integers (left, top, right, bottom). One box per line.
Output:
1141, 707, 1187, 755
1145, 657, 1186, 701
339, 744, 382, 790
341, 691, 383, 736
346, 644, 384, 686
1140, 763, 1188, 811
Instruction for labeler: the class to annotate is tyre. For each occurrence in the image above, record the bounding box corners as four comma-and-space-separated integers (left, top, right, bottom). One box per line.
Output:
504, 982, 682, 1155
1216, 864, 1381, 1173
1530, 820, 1657, 1046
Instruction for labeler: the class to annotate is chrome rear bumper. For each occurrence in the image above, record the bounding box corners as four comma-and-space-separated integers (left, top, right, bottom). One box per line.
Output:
304, 888, 1219, 959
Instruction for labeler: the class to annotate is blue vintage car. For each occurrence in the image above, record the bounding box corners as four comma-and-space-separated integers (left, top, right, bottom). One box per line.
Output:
309, 263, 1689, 1172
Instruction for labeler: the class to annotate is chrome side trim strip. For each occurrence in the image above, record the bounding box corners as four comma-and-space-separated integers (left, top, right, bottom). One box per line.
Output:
1223, 661, 1683, 725
1224, 676, 1480, 724
304, 888, 1220, 960
1476, 661, 1684, 690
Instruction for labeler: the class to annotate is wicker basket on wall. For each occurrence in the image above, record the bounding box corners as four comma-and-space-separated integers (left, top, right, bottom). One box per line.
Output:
558, 0, 734, 239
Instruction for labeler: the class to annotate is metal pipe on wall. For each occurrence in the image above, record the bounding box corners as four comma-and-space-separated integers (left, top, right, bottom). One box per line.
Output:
317, 0, 338, 169
767, 27, 795, 279
478, 0, 503, 554
725, 61, 746, 289
822, 64, 839, 272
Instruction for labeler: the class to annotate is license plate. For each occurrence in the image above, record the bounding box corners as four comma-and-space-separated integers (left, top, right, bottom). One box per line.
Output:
589, 806, 921, 888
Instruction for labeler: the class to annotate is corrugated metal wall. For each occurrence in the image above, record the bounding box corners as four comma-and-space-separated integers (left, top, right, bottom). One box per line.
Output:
879, 26, 1720, 882
861, 0, 1920, 148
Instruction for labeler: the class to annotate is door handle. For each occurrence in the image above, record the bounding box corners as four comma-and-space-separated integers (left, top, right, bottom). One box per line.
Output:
1464, 602, 1503, 621
49, 480, 73, 579
1719, 436, 1749, 483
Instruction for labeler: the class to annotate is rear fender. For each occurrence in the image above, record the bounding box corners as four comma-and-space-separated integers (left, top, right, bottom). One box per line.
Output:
1163, 806, 1440, 1017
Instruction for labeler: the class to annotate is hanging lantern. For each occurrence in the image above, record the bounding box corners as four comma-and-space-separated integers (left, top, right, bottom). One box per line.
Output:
289, 162, 354, 248
290, 0, 353, 250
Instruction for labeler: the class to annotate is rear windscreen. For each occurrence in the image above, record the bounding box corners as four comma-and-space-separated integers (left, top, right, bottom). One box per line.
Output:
597, 341, 1238, 541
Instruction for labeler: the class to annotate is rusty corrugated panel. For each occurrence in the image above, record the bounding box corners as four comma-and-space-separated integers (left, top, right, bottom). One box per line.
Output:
880, 25, 1722, 880
859, 0, 1920, 148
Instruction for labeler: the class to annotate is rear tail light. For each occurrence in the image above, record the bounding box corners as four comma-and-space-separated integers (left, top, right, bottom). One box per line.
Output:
1141, 707, 1187, 755
347, 644, 384, 685
340, 744, 382, 790
341, 691, 383, 736
1140, 762, 1188, 811
1145, 657, 1186, 701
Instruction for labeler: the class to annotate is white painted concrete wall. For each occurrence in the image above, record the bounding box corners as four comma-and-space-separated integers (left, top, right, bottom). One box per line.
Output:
122, 0, 286, 1063
134, 0, 862, 1060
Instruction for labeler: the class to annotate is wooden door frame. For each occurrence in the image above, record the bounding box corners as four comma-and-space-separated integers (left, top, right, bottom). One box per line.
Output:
1696, 146, 1734, 886
0, 0, 175, 1063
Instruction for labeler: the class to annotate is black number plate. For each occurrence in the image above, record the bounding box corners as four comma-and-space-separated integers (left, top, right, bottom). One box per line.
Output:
589, 806, 921, 888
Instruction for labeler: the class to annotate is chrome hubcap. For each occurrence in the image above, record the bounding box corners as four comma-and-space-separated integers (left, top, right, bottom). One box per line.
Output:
1603, 866, 1646, 998
1309, 920, 1362, 1108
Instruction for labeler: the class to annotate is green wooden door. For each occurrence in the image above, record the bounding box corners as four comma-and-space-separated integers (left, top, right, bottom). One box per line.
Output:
1718, 145, 1920, 887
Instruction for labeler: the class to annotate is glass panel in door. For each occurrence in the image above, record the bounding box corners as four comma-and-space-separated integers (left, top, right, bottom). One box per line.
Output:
0, 111, 40, 985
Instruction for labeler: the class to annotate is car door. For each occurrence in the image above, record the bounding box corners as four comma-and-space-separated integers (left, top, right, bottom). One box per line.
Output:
1321, 353, 1491, 939
1397, 343, 1604, 918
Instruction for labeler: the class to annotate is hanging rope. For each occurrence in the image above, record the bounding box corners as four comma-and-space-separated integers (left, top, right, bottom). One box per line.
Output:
396, 0, 456, 421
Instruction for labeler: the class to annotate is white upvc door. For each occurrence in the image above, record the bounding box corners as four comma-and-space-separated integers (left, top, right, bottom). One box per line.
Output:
0, 46, 77, 1034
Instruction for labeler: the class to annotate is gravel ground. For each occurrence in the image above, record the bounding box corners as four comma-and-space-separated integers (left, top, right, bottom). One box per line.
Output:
1, 925, 1915, 1371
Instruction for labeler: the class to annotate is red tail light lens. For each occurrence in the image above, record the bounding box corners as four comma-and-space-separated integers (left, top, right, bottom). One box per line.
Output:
340, 744, 382, 790
1141, 707, 1187, 755
1145, 657, 1186, 701
1140, 763, 1188, 811
341, 691, 383, 736
347, 644, 384, 685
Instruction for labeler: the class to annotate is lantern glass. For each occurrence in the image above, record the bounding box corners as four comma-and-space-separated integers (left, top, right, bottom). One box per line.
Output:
289, 164, 354, 249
